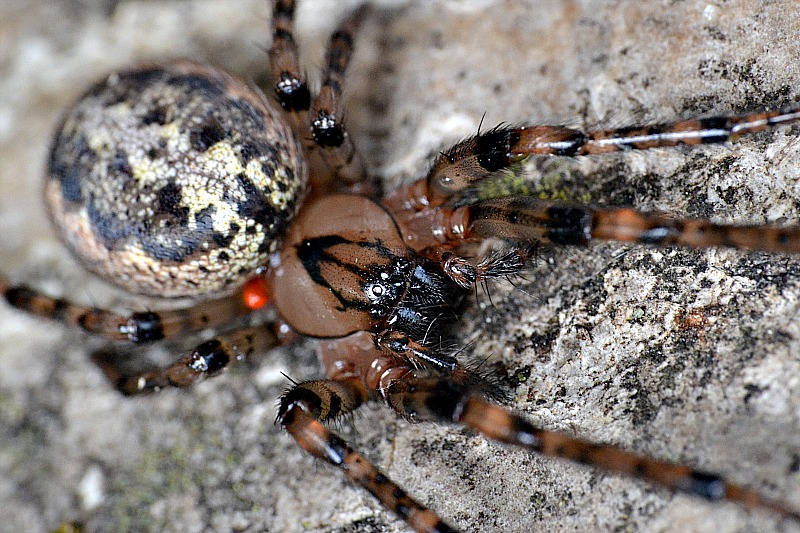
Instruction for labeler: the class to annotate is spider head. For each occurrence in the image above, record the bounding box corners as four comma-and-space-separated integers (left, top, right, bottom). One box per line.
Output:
269, 194, 468, 342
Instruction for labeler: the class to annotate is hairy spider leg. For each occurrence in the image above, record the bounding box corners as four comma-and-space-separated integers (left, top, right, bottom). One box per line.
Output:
0, 272, 282, 393
385, 375, 800, 524
280, 327, 800, 533
269, 0, 311, 115
376, 343, 800, 524
309, 6, 370, 190
401, 107, 800, 207
269, 0, 328, 192
277, 335, 459, 533
0, 276, 259, 343
433, 195, 800, 254
383, 107, 800, 256
269, 0, 370, 195
94, 325, 279, 395
278, 394, 457, 533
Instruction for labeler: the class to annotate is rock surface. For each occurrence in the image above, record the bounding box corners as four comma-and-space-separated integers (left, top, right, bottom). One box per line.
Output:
2, 1, 800, 532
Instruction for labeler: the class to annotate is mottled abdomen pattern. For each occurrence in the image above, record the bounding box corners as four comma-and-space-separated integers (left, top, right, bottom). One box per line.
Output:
46, 61, 306, 297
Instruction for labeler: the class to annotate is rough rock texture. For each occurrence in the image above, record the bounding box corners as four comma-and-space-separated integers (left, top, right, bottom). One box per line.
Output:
2, 1, 800, 532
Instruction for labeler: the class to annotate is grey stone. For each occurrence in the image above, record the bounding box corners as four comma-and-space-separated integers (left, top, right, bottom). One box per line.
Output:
2, 1, 800, 532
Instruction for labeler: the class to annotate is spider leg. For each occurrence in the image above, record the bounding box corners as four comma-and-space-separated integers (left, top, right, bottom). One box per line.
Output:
94, 324, 279, 395
302, 332, 799, 529
269, 0, 370, 195
420, 243, 538, 288
0, 274, 264, 342
383, 373, 800, 523
385, 107, 800, 209
308, 6, 370, 193
277, 376, 457, 533
432, 196, 800, 254
269, 0, 331, 193
269, 0, 311, 116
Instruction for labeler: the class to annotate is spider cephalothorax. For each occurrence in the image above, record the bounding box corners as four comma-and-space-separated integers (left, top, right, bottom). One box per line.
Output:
3, 1, 800, 532
269, 194, 469, 341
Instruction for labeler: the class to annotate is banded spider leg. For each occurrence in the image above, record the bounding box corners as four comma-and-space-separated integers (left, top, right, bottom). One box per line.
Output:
269, 77, 800, 532
4, 3, 791, 528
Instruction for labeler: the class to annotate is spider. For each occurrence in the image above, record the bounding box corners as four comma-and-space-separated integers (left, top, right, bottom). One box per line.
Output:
2, 1, 800, 532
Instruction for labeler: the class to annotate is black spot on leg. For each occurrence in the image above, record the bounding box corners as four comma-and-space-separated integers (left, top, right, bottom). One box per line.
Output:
191, 339, 230, 374
51, 300, 72, 321
4, 287, 39, 312
576, 451, 591, 465
475, 127, 519, 171
509, 417, 542, 450
325, 393, 342, 419
321, 78, 343, 94
395, 503, 412, 519
274, 71, 311, 112
697, 116, 731, 143
553, 131, 588, 156
434, 522, 459, 533
281, 386, 324, 420
273, 0, 294, 20
426, 380, 467, 421
326, 434, 349, 465
128, 311, 165, 343
688, 471, 727, 500
273, 27, 293, 40
312, 111, 345, 147
330, 29, 354, 48
543, 205, 593, 245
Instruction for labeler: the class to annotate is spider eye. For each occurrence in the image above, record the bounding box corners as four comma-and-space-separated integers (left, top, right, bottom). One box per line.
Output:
367, 283, 384, 299
364, 273, 403, 306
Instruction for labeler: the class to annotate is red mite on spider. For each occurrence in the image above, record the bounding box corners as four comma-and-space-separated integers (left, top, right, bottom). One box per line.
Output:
3, 1, 800, 531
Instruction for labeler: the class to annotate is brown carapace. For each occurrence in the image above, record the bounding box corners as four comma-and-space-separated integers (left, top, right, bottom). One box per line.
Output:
3, 1, 800, 531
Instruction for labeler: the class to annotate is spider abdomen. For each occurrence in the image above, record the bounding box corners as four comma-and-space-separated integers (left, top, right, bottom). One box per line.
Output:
45, 61, 306, 297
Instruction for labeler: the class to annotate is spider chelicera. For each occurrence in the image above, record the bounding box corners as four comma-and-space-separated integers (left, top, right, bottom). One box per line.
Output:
4, 1, 800, 532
